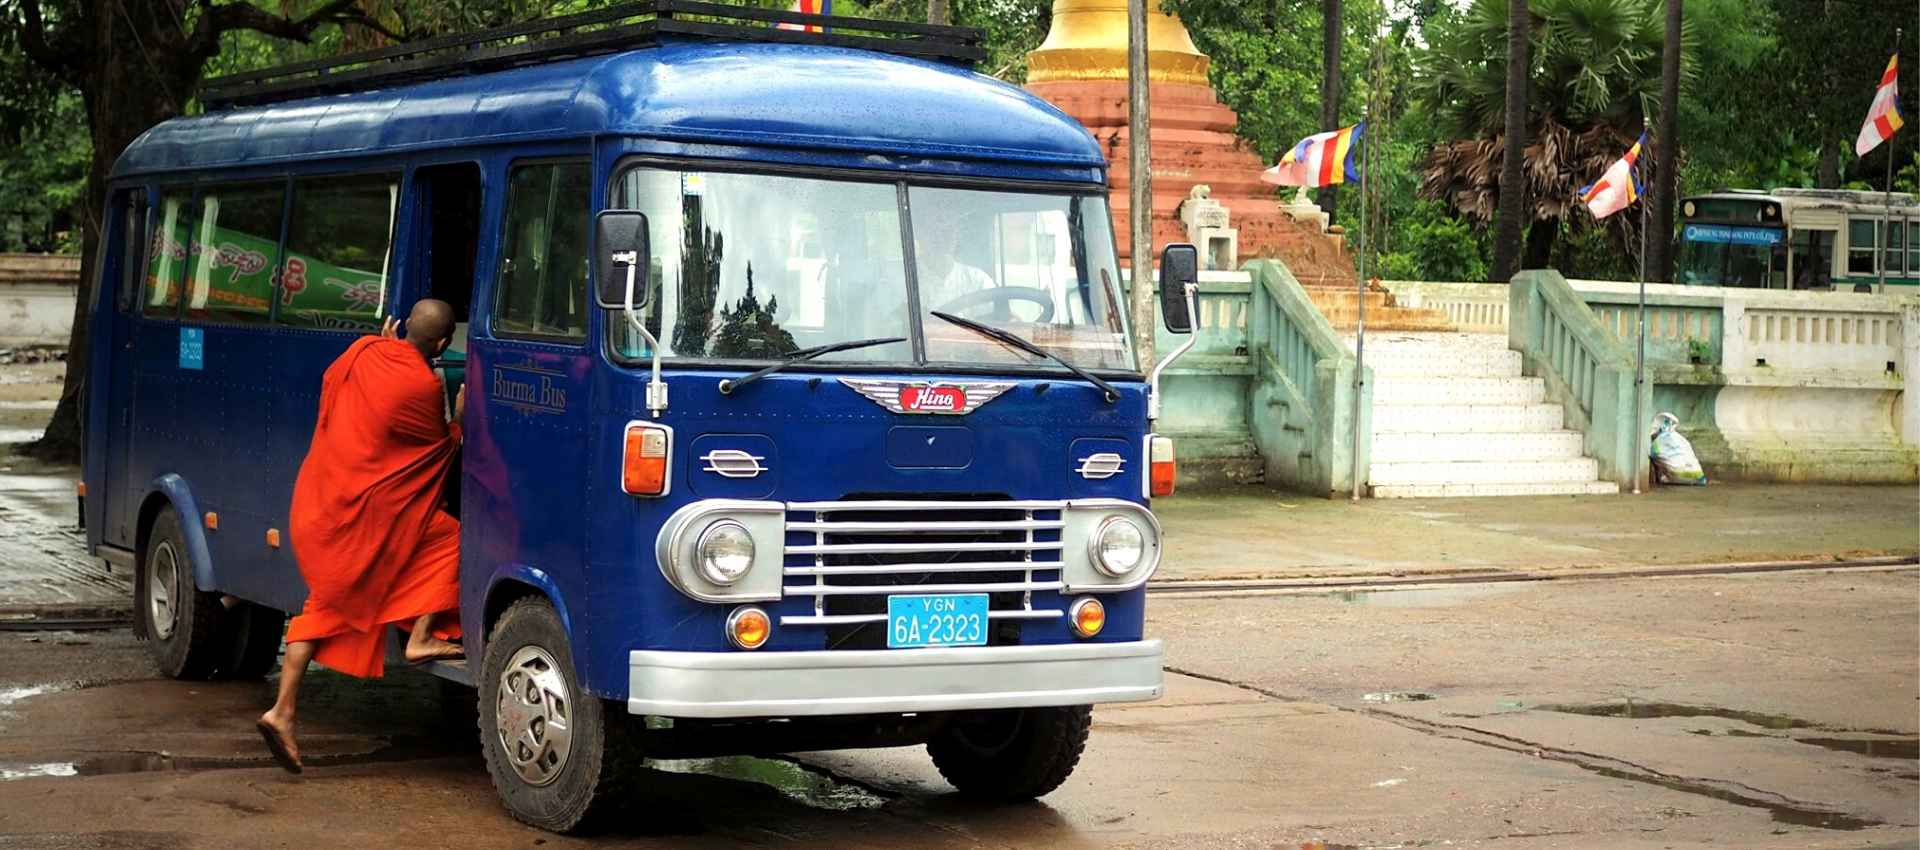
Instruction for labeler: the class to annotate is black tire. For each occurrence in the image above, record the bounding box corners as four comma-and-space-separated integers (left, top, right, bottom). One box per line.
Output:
927, 705, 1092, 801
215, 600, 286, 680
479, 597, 641, 833
140, 508, 226, 680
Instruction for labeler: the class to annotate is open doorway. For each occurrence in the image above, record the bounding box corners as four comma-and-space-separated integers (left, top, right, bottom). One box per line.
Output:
412, 162, 482, 517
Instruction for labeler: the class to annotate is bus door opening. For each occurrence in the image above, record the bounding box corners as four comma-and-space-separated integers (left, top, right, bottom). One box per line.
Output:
412, 162, 482, 515
1792, 229, 1836, 290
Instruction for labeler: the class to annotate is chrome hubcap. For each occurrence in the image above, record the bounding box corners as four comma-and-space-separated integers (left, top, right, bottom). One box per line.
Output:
148, 541, 181, 640
495, 646, 573, 786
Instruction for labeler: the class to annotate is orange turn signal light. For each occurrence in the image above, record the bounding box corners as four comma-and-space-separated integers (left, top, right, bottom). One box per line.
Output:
622, 423, 671, 496
728, 607, 771, 650
204, 511, 219, 530
1070, 597, 1105, 638
75, 482, 86, 498
1149, 436, 1176, 497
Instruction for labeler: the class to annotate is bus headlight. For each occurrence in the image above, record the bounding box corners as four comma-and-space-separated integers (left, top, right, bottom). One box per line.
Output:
1091, 516, 1145, 577
696, 521, 755, 585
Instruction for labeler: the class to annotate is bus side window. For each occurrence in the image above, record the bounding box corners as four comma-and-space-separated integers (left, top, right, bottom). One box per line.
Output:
493, 161, 591, 343
116, 194, 146, 313
184, 180, 285, 326
1847, 218, 1880, 275
277, 173, 401, 332
143, 189, 193, 320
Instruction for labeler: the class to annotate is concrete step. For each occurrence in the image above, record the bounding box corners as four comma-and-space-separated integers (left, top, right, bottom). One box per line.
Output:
1367, 458, 1602, 487
1164, 431, 1264, 489
1370, 431, 1588, 463
1370, 481, 1622, 498
1362, 347, 1522, 379
1372, 403, 1568, 434
1371, 376, 1545, 406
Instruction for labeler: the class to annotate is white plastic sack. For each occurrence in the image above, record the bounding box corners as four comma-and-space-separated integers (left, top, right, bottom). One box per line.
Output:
1649, 412, 1707, 485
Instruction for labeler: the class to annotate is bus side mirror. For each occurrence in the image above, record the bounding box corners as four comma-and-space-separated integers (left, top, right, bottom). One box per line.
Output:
594, 210, 650, 309
1159, 243, 1198, 334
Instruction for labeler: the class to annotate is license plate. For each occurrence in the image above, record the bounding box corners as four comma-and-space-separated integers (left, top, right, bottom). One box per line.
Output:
886, 594, 989, 649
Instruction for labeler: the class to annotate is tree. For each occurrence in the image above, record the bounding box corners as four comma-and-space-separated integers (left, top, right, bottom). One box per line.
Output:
1416, 0, 1680, 273
927, 0, 948, 25
4, 0, 378, 461
1489, 0, 1529, 281
1316, 0, 1341, 219
1647, 0, 1680, 281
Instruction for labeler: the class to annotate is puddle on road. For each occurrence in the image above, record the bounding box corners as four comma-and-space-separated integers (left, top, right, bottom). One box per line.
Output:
0, 734, 476, 782
1, 737, 887, 813
1797, 737, 1920, 761
1543, 700, 1811, 730
1588, 766, 1882, 831
1362, 692, 1435, 703
647, 756, 888, 810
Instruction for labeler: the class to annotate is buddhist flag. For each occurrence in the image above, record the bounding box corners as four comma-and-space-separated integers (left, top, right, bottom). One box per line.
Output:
1579, 132, 1647, 220
1261, 122, 1366, 188
774, 0, 831, 32
1856, 53, 1905, 157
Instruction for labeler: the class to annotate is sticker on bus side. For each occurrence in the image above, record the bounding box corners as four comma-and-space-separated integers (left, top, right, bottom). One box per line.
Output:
179, 328, 205, 370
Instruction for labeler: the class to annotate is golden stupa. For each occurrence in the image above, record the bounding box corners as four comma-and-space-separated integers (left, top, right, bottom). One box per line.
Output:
1026, 0, 1210, 87
1020, 0, 1367, 290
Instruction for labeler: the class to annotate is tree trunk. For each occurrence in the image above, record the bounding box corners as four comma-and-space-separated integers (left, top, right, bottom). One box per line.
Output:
1523, 216, 1558, 271
1316, 0, 1342, 219
1647, 0, 1682, 282
927, 0, 948, 25
21, 0, 205, 463
1818, 137, 1842, 188
1490, 0, 1530, 282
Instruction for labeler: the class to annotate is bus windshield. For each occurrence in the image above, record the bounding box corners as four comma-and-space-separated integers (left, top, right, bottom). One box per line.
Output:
611, 167, 1135, 373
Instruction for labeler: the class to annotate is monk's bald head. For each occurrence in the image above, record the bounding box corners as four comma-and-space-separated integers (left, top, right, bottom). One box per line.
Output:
406, 299, 456, 359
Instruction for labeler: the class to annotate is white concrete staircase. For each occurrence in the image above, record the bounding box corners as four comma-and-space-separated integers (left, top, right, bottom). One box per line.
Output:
1361, 333, 1620, 498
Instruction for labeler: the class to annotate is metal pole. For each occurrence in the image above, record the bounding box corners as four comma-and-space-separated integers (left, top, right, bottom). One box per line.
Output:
1884, 29, 1901, 295
1633, 126, 1649, 494
1127, 0, 1155, 365
1349, 46, 1375, 501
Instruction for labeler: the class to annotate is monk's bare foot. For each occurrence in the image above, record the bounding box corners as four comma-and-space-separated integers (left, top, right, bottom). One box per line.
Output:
404, 634, 464, 664
255, 711, 302, 774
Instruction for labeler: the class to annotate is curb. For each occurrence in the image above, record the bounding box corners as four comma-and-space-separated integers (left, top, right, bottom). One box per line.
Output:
1146, 554, 1920, 594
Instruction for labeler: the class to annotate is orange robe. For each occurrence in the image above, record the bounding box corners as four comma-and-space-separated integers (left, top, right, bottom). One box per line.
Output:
285, 336, 462, 678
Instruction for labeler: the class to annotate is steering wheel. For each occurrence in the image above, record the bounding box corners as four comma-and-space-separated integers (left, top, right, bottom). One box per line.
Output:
936, 287, 1056, 324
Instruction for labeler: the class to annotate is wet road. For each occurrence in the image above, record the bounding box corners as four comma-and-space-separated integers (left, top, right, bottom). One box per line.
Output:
0, 567, 1913, 849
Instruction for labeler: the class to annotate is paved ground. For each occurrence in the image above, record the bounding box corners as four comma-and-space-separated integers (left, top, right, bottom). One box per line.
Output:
0, 568, 1912, 849
1153, 485, 1919, 583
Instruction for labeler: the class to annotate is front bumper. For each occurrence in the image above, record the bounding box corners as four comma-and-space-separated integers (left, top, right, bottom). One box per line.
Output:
627, 639, 1164, 718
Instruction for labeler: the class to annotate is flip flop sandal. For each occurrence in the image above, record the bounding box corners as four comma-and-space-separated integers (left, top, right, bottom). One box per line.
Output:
255, 720, 303, 774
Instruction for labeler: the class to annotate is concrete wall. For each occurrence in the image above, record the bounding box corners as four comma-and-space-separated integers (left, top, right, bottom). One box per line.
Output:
0, 255, 81, 348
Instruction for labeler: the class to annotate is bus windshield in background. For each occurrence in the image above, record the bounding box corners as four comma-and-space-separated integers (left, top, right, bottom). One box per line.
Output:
1679, 222, 1783, 288
611, 167, 1134, 372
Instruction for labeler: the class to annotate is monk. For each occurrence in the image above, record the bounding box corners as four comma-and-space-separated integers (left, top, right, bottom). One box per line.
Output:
256, 299, 468, 774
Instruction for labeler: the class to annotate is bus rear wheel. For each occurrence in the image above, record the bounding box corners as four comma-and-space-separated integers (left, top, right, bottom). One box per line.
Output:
139, 508, 226, 680
479, 597, 640, 833
927, 705, 1091, 801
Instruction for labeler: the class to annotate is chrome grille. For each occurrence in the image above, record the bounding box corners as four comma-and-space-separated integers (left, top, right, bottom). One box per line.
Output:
780, 500, 1068, 644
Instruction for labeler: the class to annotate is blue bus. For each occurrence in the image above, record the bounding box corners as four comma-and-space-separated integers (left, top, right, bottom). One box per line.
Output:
80, 2, 1197, 831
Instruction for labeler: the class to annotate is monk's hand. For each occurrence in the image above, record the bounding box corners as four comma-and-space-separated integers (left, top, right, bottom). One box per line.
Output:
454, 384, 466, 421
381, 317, 400, 339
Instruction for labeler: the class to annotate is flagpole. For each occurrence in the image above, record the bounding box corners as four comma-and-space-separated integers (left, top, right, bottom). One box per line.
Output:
1350, 41, 1382, 501
1633, 126, 1649, 495
1885, 29, 1901, 295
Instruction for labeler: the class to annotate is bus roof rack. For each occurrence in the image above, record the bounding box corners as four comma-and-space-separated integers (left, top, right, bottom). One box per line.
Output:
198, 0, 986, 110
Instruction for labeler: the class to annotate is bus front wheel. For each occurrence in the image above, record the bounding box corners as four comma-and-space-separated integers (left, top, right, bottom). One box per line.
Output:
139, 508, 226, 680
479, 597, 640, 833
927, 705, 1091, 801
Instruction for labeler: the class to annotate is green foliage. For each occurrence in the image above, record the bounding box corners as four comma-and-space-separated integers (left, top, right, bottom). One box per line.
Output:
0, 90, 85, 252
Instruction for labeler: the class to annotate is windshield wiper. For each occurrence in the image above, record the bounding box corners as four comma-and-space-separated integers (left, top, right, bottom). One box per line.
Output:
930, 311, 1119, 403
718, 337, 908, 395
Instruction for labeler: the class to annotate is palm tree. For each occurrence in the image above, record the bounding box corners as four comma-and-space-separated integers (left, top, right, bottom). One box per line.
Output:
1492, 0, 1529, 281
1648, 0, 1681, 281
1416, 0, 1684, 272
